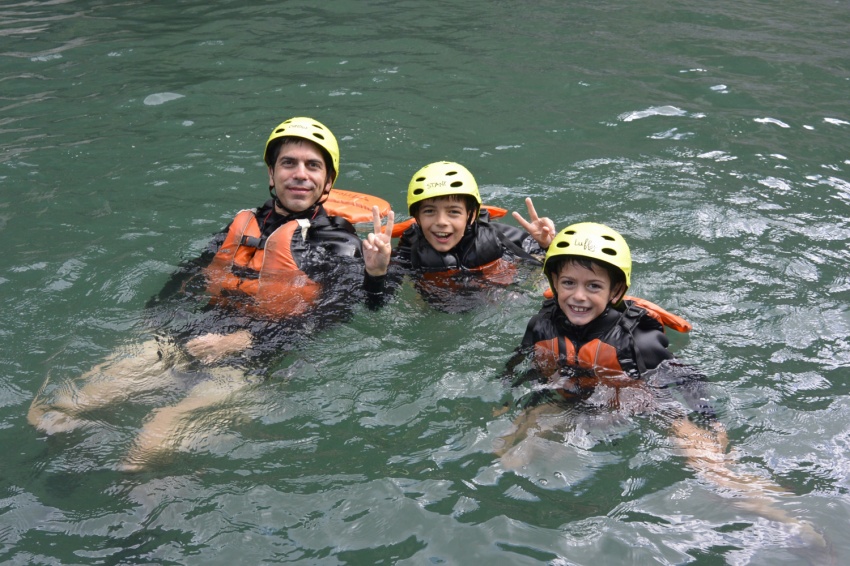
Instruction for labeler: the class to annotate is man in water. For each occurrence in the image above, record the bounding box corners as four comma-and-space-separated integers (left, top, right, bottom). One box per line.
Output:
28, 116, 394, 471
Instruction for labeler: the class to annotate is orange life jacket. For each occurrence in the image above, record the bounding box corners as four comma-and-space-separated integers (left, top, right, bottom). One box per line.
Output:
530, 300, 673, 399
416, 257, 518, 295
534, 331, 646, 401
204, 209, 321, 318
201, 189, 391, 319
533, 335, 626, 382
536, 336, 650, 401
323, 189, 392, 224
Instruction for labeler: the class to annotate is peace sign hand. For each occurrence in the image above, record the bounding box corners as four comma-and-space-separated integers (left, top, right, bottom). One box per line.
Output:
512, 197, 556, 249
363, 205, 394, 276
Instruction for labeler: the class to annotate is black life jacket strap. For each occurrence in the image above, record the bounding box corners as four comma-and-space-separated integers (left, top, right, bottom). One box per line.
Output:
240, 235, 265, 249
618, 304, 648, 376
557, 335, 568, 368
493, 227, 543, 265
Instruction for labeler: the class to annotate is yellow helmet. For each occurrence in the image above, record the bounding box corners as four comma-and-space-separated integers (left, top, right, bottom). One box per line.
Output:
543, 222, 632, 288
407, 161, 481, 215
264, 117, 340, 184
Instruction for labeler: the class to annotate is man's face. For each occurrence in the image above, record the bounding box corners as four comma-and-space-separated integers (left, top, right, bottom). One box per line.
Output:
267, 140, 333, 213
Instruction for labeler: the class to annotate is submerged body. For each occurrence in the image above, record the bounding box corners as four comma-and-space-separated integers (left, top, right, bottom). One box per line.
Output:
28, 118, 394, 471
28, 198, 390, 470
497, 222, 826, 550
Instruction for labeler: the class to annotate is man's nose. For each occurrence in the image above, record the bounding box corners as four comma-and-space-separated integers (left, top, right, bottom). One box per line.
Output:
292, 161, 308, 178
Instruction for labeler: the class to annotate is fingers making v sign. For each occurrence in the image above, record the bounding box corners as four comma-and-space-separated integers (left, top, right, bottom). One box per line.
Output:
363, 205, 395, 276
512, 197, 556, 249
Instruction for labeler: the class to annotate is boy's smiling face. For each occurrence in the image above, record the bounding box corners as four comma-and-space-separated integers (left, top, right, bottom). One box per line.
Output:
553, 260, 623, 326
416, 196, 469, 252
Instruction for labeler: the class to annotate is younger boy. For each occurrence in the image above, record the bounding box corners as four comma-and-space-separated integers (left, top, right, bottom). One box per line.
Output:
500, 222, 711, 458
520, 222, 675, 388
394, 161, 555, 310
502, 221, 717, 448
498, 224, 827, 544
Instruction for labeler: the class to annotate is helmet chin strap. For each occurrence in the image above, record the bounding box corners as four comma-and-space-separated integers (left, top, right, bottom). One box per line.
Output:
269, 185, 297, 216
463, 205, 481, 235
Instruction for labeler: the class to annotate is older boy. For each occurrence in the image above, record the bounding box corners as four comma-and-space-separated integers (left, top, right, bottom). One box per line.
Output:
393, 161, 555, 310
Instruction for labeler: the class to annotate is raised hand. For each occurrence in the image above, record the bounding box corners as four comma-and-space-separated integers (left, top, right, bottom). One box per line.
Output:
512, 197, 556, 249
363, 205, 394, 276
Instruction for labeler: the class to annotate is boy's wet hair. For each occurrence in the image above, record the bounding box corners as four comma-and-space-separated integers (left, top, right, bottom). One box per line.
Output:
546, 256, 627, 297
410, 194, 480, 224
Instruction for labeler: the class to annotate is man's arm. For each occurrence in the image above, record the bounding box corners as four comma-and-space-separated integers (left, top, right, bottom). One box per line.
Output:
362, 206, 394, 277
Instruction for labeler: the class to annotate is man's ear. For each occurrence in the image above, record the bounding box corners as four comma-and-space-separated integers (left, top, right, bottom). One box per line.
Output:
268, 166, 275, 187
322, 174, 334, 195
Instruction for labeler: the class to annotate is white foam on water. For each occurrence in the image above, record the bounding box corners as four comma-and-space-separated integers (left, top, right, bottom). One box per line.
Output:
619, 105, 688, 122
143, 92, 185, 106
754, 117, 790, 128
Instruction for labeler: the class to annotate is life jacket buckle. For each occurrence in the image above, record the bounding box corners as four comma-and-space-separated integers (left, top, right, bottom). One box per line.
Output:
240, 235, 265, 249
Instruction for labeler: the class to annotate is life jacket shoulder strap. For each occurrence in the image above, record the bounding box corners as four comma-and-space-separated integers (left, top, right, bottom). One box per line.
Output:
491, 224, 543, 265
217, 209, 261, 256
613, 305, 650, 377
618, 303, 646, 333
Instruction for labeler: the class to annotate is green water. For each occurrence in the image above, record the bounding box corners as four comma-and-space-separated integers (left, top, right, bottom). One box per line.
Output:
2, 1, 849, 564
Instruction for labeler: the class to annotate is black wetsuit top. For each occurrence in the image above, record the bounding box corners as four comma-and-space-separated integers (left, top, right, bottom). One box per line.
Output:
391, 215, 545, 312
144, 200, 385, 365
506, 299, 716, 420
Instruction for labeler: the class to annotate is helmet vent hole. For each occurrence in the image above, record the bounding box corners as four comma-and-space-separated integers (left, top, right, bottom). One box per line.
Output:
556, 242, 569, 249
450, 181, 463, 188
601, 248, 617, 257
602, 235, 615, 242
564, 230, 576, 235
314, 133, 325, 140
413, 188, 424, 195
415, 176, 426, 182
446, 170, 458, 176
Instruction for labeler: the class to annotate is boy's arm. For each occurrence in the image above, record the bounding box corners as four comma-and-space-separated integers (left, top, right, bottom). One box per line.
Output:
499, 317, 558, 409
646, 358, 718, 422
